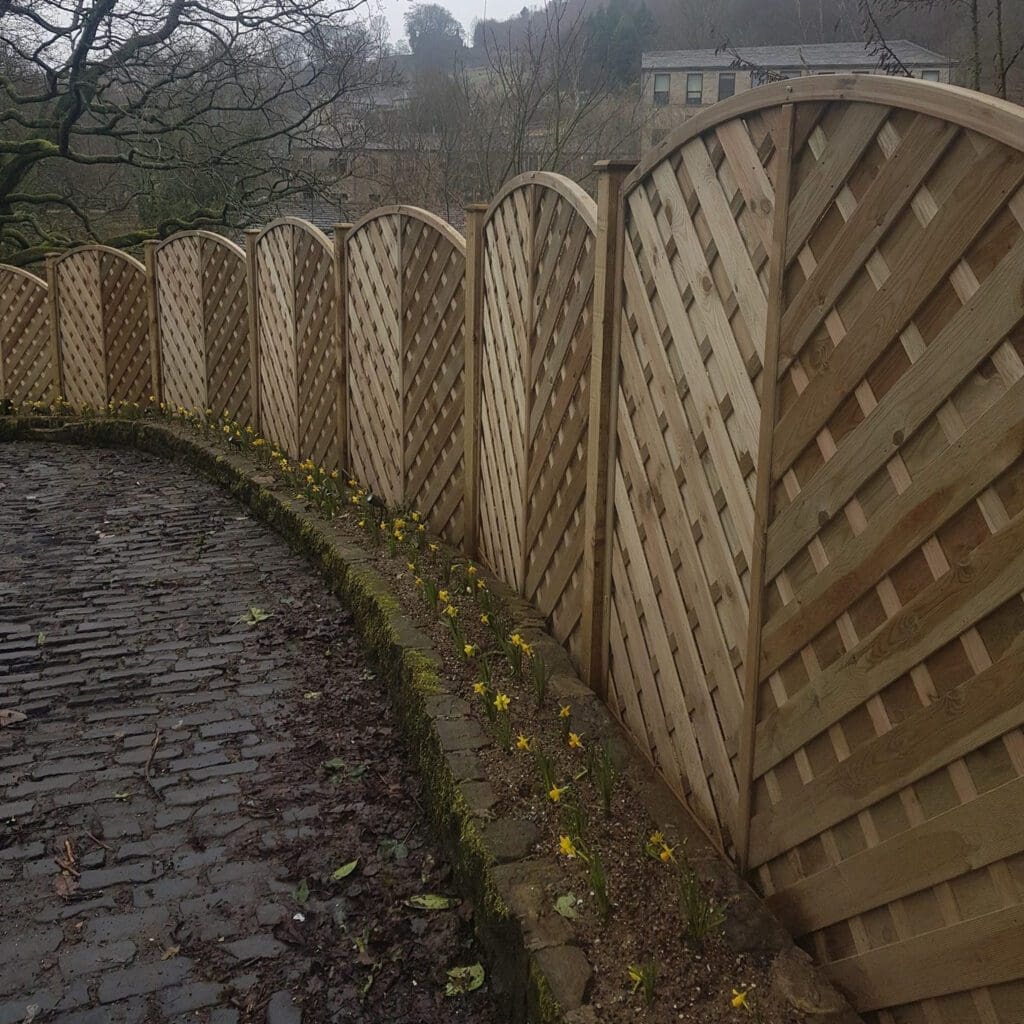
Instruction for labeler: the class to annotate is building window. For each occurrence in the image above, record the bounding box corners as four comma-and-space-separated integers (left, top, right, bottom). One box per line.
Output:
718, 73, 735, 100
921, 69, 940, 81
653, 73, 671, 106
685, 72, 703, 105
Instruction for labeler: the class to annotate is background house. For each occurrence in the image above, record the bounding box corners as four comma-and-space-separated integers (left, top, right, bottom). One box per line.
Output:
641, 40, 954, 148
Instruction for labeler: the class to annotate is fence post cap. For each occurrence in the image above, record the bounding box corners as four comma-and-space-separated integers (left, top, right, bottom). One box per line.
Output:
593, 159, 639, 173
464, 202, 489, 213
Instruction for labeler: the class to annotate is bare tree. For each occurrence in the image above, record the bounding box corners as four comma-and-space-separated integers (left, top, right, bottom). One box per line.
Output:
0, 0, 392, 264
857, 0, 1024, 96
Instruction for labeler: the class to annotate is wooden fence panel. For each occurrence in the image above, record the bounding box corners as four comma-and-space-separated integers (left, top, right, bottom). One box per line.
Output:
254, 219, 337, 464
479, 174, 596, 663
100, 249, 150, 403
400, 213, 466, 543
200, 234, 250, 424
732, 80, 1024, 1022
155, 231, 250, 421
54, 249, 105, 408
346, 207, 466, 541
347, 214, 403, 503
0, 267, 55, 405
54, 247, 149, 408
612, 108, 781, 846
156, 234, 205, 411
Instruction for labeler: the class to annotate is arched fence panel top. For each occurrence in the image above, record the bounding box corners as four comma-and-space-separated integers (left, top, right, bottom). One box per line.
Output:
55, 246, 151, 407
254, 216, 339, 465
155, 231, 250, 422
156, 229, 245, 260
484, 171, 598, 234
345, 207, 468, 543
478, 170, 597, 665
623, 74, 1024, 199
255, 216, 335, 254
349, 204, 466, 254
0, 265, 55, 406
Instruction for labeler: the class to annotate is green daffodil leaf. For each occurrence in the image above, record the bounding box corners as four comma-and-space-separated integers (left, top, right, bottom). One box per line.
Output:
331, 860, 359, 881
445, 963, 484, 996
405, 893, 455, 911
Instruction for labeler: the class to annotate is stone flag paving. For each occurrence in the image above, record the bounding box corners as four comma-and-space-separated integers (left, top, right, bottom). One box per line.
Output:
0, 443, 494, 1024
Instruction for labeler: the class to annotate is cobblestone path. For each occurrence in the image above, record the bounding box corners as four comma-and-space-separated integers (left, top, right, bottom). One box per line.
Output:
0, 443, 496, 1024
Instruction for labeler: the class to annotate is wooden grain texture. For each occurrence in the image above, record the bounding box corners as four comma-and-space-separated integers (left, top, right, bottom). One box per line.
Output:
255, 219, 337, 465
345, 206, 467, 541
53, 247, 149, 408
0, 266, 56, 405
154, 231, 249, 422
611, 106, 781, 849
739, 85, 1024, 1024
479, 173, 597, 665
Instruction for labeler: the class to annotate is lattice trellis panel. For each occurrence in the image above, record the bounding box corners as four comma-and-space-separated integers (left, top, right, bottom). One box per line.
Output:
156, 232, 249, 421
294, 226, 340, 469
401, 214, 466, 544
612, 110, 779, 846
255, 220, 337, 463
741, 92, 1024, 1022
55, 250, 105, 408
100, 250, 150, 403
201, 234, 250, 424
479, 175, 596, 665
0, 268, 55, 405
347, 214, 403, 504
346, 209, 466, 542
156, 235, 206, 411
55, 248, 148, 408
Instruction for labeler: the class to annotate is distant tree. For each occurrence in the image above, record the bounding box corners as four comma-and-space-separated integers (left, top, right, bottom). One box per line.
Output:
0, 0, 391, 265
404, 3, 465, 67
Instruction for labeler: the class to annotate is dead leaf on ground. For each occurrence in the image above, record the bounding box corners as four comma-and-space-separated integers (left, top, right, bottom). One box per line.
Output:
53, 873, 79, 900
161, 945, 180, 960
0, 710, 27, 728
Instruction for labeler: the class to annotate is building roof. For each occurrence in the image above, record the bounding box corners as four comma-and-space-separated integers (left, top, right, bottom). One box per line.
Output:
642, 40, 951, 72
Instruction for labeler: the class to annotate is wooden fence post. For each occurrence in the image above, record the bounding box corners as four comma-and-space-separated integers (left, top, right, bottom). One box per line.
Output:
580, 159, 636, 698
462, 203, 488, 558
333, 222, 352, 473
44, 253, 64, 401
244, 228, 261, 434
143, 240, 162, 403
735, 103, 795, 873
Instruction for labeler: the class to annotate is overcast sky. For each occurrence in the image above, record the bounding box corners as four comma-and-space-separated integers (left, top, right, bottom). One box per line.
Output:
370, 0, 533, 46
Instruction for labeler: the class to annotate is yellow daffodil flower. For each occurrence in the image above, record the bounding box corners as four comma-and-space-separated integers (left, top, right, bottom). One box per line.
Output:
494, 692, 510, 712
559, 705, 571, 719
568, 732, 583, 750
444, 604, 458, 619
515, 734, 531, 751
438, 589, 449, 604
548, 785, 565, 802
472, 682, 487, 696
731, 989, 750, 1011
558, 835, 577, 858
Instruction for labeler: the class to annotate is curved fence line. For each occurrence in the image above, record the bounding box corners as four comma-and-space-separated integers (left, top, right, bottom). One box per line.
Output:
2, 76, 1024, 1020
